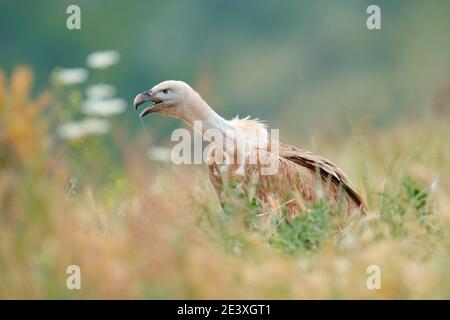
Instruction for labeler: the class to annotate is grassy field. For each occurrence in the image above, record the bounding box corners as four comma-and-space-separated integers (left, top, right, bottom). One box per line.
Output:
0, 67, 449, 299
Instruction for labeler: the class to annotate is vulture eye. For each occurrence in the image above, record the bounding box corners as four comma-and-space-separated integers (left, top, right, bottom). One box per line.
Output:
162, 89, 169, 94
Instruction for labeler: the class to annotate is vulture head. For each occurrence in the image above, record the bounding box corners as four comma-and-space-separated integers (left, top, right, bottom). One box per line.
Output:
133, 80, 206, 121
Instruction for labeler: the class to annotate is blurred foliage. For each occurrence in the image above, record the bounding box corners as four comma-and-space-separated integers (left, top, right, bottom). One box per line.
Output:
0, 67, 51, 166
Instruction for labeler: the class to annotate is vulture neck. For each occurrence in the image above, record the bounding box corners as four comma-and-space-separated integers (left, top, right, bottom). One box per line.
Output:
182, 96, 234, 137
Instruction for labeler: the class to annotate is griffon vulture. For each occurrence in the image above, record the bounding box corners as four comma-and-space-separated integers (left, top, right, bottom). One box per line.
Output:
134, 80, 367, 218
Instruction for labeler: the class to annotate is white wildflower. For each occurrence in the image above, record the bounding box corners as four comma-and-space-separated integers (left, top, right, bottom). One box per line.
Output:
57, 122, 85, 140
57, 118, 110, 140
81, 98, 126, 116
86, 84, 117, 100
86, 50, 120, 69
430, 179, 438, 192
53, 68, 88, 85
82, 118, 111, 134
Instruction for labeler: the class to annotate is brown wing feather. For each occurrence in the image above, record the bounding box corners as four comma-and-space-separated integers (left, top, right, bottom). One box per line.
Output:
279, 143, 368, 214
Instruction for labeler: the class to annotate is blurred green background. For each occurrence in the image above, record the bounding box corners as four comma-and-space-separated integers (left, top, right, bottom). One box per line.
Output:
1, 0, 449, 140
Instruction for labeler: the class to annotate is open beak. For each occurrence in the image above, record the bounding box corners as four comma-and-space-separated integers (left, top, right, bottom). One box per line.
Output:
133, 91, 164, 118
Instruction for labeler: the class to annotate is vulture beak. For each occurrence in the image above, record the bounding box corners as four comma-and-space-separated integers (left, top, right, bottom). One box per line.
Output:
133, 91, 164, 118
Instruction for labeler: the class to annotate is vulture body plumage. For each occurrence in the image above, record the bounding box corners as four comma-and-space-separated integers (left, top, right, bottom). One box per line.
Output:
134, 80, 367, 218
